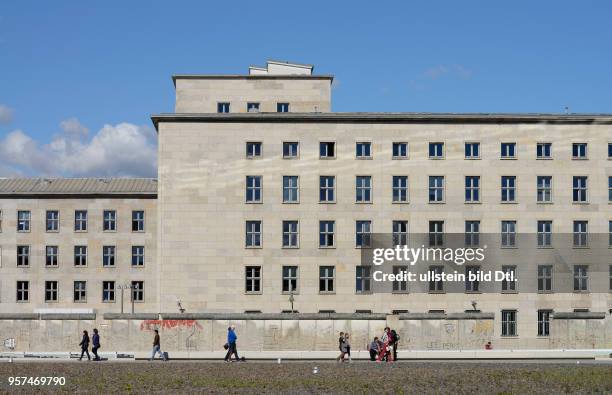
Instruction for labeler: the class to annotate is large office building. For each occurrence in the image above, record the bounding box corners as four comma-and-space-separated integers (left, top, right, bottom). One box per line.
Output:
0, 60, 610, 352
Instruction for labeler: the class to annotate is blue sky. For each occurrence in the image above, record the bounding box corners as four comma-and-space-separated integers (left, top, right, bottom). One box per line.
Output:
1, 1, 611, 176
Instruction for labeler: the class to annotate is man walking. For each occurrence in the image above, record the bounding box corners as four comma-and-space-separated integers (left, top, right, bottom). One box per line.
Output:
150, 329, 165, 361
92, 328, 101, 361
224, 325, 239, 362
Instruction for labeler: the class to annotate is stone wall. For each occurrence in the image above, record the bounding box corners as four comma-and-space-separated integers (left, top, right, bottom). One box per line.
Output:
1, 313, 608, 353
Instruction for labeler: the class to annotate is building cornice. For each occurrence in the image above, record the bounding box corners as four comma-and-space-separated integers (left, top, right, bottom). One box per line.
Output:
172, 74, 334, 86
152, 112, 612, 131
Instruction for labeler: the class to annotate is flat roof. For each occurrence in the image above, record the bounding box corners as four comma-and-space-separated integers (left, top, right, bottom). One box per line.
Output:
0, 178, 158, 198
171, 74, 334, 86
151, 112, 612, 130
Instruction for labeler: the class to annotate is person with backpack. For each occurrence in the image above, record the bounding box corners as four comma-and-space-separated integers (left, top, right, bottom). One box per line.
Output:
92, 328, 101, 361
224, 325, 239, 362
78, 330, 90, 361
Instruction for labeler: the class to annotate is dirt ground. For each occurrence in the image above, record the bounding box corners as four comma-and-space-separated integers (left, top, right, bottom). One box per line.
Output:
0, 361, 610, 394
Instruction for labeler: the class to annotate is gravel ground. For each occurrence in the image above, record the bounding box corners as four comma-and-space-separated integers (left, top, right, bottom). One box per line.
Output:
0, 361, 610, 394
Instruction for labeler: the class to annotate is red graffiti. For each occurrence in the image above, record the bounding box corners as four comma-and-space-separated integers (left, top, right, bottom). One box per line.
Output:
140, 320, 203, 331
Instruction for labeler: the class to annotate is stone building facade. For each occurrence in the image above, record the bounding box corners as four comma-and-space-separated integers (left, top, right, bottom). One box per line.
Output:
0, 60, 610, 353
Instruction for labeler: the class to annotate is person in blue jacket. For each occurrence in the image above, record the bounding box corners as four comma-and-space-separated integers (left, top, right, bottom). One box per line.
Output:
224, 325, 239, 362
92, 328, 101, 361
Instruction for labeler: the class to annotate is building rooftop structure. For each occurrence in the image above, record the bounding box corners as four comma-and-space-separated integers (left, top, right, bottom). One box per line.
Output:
0, 178, 158, 197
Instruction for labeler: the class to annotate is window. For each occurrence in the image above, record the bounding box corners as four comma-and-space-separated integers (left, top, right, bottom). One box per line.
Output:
355, 266, 372, 293
537, 310, 552, 337
392, 266, 408, 293
0, 209, 2, 232
465, 176, 480, 202
465, 142, 480, 159
573, 265, 588, 292
132, 246, 145, 266
277, 102, 289, 112
610, 220, 612, 247
16, 281, 29, 302
132, 210, 145, 232
131, 281, 144, 302
573, 220, 588, 247
245, 266, 261, 293
102, 246, 115, 267
429, 176, 444, 203
501, 176, 516, 202
102, 281, 115, 302
609, 143, 612, 159
465, 221, 480, 246
501, 265, 517, 292
74, 210, 87, 232
356, 220, 372, 248
319, 221, 335, 248
319, 142, 335, 158
356, 142, 372, 158
537, 176, 552, 203
537, 143, 552, 159
501, 310, 517, 336
537, 221, 552, 247
282, 176, 299, 203
73, 281, 87, 302
74, 246, 87, 266
45, 281, 58, 302
429, 142, 444, 158
246, 142, 262, 158
246, 176, 263, 203
501, 221, 516, 247
319, 176, 335, 202
356, 176, 372, 203
610, 265, 612, 291
46, 246, 58, 267
46, 210, 59, 232
501, 142, 516, 158
428, 266, 444, 292
392, 142, 408, 159
103, 210, 116, 231
16, 246, 29, 267
572, 143, 587, 159
429, 221, 444, 246
283, 142, 299, 158
282, 266, 298, 293
217, 102, 230, 113
392, 176, 408, 202
609, 177, 612, 202
537, 265, 553, 292
17, 210, 30, 232
245, 221, 262, 248
319, 266, 335, 293
465, 266, 480, 292
247, 102, 260, 112
392, 220, 408, 246
282, 220, 299, 248
572, 176, 588, 203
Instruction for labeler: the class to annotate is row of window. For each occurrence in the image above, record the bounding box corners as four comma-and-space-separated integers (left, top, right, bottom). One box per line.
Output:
218, 102, 289, 113
0, 210, 145, 233
244, 141, 612, 160
245, 219, 612, 248
247, 175, 611, 204
13, 280, 144, 303
14, 245, 145, 267
242, 265, 611, 295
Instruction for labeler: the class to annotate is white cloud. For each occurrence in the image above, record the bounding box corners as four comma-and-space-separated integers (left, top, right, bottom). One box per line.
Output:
0, 119, 157, 177
0, 104, 14, 124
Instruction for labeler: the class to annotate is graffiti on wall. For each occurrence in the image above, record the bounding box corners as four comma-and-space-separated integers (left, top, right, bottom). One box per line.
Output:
140, 320, 203, 332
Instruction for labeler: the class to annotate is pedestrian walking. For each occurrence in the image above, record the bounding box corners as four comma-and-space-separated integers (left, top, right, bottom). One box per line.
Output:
345, 333, 352, 362
92, 328, 101, 361
336, 332, 346, 362
78, 330, 91, 361
224, 325, 239, 362
150, 329, 165, 361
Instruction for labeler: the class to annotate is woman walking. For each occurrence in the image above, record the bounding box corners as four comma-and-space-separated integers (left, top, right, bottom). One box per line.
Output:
78, 330, 91, 361
345, 333, 352, 362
